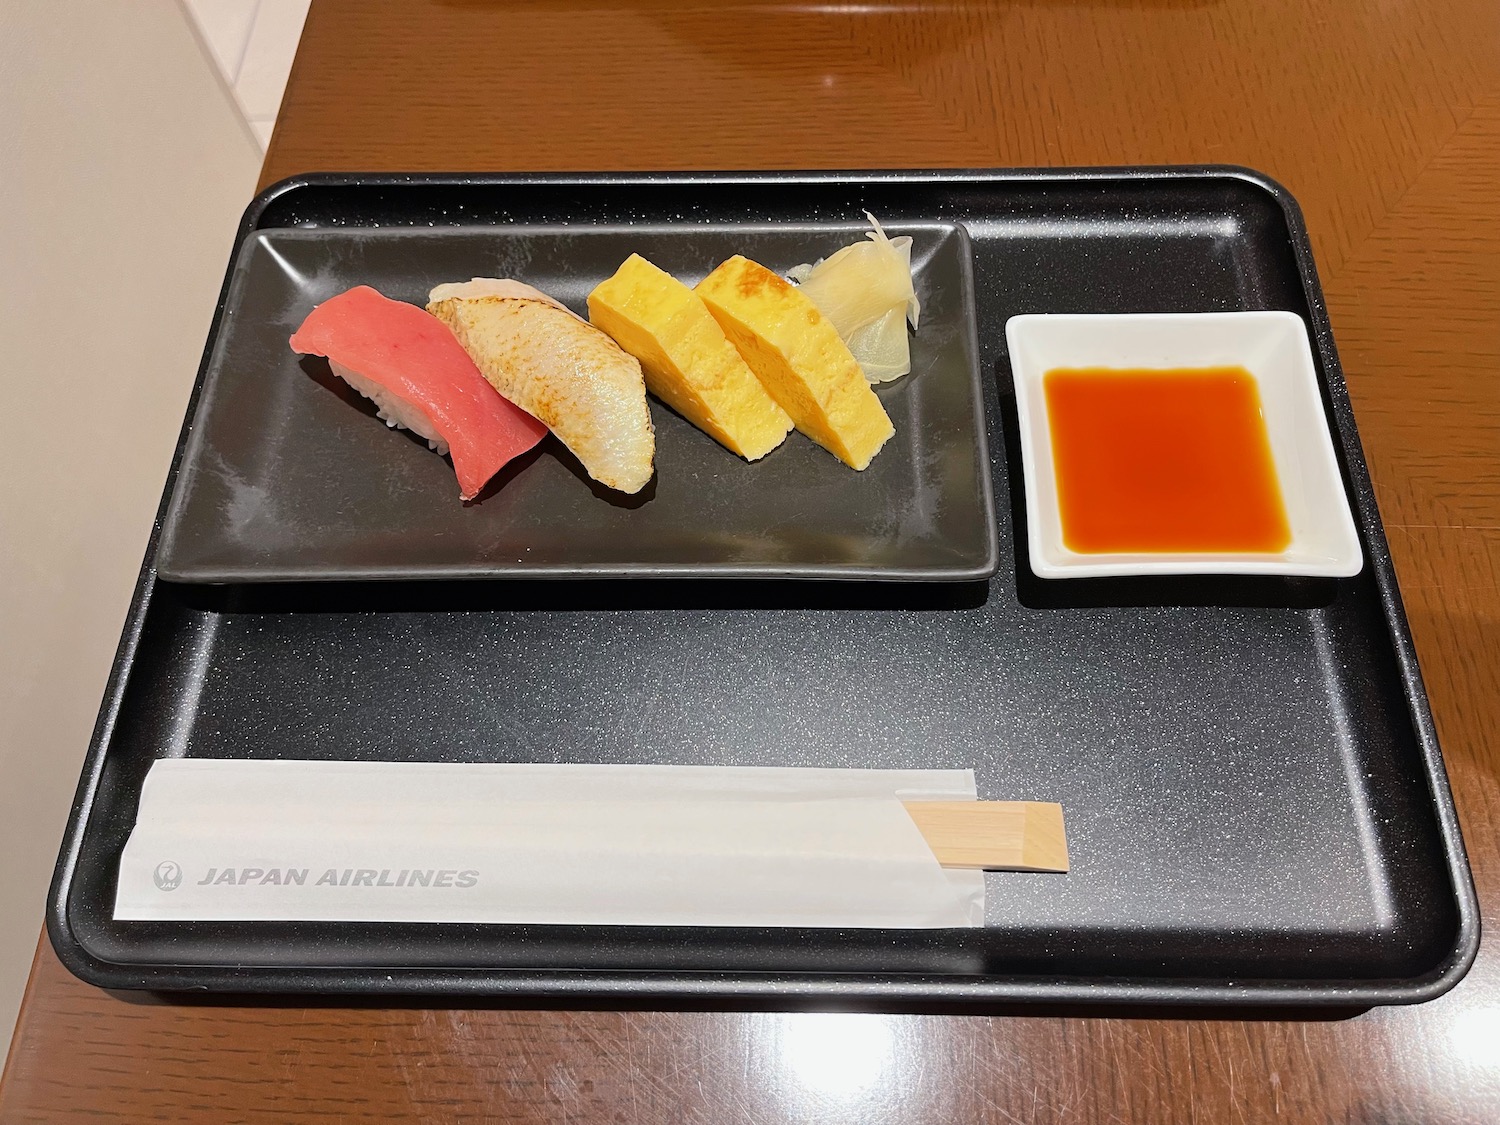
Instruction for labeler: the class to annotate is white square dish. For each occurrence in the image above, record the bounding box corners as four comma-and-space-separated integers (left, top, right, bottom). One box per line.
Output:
1006, 311, 1363, 579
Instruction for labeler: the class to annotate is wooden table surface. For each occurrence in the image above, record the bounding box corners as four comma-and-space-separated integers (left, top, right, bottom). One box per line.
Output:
4, 1, 1498, 1120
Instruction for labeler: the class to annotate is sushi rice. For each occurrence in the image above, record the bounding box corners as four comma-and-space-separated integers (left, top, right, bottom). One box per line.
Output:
330, 359, 449, 456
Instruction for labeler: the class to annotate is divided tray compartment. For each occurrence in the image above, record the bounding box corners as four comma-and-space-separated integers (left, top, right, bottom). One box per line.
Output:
47, 169, 1478, 1006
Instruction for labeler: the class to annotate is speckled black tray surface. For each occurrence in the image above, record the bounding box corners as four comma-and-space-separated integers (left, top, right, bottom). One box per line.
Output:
47, 170, 1477, 1006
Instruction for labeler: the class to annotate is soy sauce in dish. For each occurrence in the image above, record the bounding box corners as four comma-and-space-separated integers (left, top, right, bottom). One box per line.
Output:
1043, 366, 1291, 554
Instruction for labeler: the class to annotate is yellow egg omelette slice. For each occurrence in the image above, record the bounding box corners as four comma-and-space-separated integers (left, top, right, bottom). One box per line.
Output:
695, 255, 895, 471
588, 254, 793, 461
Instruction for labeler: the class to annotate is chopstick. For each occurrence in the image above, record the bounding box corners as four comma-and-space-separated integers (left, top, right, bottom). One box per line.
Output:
903, 801, 1069, 872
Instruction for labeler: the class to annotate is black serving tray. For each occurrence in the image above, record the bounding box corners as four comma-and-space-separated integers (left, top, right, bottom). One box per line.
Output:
47, 169, 1478, 1007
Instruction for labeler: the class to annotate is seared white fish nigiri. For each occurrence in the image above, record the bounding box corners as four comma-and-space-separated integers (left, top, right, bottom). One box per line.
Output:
427, 279, 655, 494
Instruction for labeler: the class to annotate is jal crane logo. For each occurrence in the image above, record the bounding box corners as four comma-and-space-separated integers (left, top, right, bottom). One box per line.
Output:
153, 861, 183, 892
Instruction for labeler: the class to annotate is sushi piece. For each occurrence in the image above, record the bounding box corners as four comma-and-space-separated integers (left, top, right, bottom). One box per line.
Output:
587, 254, 793, 461
696, 256, 894, 471
289, 285, 547, 500
428, 279, 655, 494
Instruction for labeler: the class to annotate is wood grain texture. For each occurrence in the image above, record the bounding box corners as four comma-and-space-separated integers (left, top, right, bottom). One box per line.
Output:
5, 0, 1499, 1120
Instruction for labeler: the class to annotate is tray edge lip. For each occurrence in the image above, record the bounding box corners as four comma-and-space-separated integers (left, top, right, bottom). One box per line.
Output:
47, 165, 1478, 1005
45, 169, 288, 997
240, 164, 1322, 201
34, 942, 1475, 1009
1234, 163, 1481, 994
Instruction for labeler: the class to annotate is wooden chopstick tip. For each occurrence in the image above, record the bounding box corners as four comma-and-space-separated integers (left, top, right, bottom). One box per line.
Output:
902, 800, 1069, 873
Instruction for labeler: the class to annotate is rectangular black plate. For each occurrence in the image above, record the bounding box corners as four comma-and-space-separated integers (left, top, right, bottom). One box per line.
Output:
47, 170, 1477, 1007
155, 221, 997, 582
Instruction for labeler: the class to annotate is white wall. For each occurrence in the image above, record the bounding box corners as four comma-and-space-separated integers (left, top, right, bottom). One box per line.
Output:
0, 0, 260, 1059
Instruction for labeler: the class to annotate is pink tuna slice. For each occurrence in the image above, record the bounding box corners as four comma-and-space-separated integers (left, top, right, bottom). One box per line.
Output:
290, 285, 547, 500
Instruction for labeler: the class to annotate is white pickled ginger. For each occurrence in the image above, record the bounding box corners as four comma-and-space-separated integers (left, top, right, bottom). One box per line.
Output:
788, 213, 920, 383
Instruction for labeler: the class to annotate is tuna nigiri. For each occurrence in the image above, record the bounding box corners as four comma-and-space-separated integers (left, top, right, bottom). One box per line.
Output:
428, 279, 656, 494
289, 286, 548, 500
